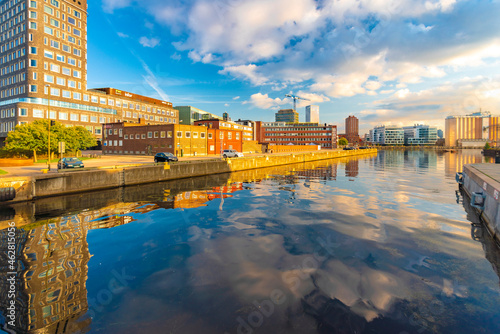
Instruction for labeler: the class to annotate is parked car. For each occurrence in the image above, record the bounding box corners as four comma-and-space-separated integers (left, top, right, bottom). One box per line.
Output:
154, 152, 178, 163
58, 157, 84, 169
343, 147, 355, 150
222, 149, 244, 158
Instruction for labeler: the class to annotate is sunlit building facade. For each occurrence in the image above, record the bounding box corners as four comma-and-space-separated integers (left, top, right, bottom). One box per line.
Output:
369, 126, 404, 145
0, 0, 176, 145
403, 125, 438, 146
445, 111, 500, 147
275, 109, 299, 123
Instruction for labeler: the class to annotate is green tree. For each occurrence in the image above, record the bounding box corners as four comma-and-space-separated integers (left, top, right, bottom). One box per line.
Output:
5, 120, 97, 158
338, 137, 349, 147
484, 142, 491, 150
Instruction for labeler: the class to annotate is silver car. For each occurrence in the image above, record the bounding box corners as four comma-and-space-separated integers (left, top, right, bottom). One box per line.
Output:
222, 149, 244, 158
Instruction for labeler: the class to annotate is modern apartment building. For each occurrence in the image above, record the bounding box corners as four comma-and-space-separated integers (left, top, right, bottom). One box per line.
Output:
345, 115, 360, 144
369, 125, 404, 145
305, 105, 319, 123
257, 121, 337, 148
275, 109, 298, 123
0, 0, 176, 145
403, 124, 438, 145
174, 105, 221, 125
445, 111, 499, 147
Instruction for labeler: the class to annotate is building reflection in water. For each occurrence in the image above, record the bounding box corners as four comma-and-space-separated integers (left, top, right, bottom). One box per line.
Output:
0, 154, 378, 333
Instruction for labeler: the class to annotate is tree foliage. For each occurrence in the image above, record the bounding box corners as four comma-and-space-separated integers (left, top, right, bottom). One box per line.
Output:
484, 142, 491, 150
338, 137, 349, 146
5, 120, 97, 156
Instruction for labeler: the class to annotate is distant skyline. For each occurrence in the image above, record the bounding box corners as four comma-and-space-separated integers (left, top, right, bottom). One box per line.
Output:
88, 0, 500, 134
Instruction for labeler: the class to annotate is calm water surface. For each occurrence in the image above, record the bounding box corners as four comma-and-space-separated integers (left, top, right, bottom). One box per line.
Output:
1, 150, 500, 334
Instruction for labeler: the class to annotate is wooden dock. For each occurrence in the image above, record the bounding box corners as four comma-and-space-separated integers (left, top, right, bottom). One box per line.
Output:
462, 163, 500, 242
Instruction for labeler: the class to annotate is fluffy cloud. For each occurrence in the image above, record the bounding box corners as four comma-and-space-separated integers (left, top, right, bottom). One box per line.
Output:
358, 76, 500, 131
243, 93, 288, 110
139, 37, 160, 48
106, 0, 500, 107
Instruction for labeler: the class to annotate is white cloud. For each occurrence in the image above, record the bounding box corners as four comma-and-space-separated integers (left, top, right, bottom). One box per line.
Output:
243, 93, 288, 109
106, 0, 500, 108
139, 36, 160, 48
117, 32, 129, 38
170, 53, 181, 61
232, 96, 240, 100
224, 103, 230, 107
219, 64, 270, 85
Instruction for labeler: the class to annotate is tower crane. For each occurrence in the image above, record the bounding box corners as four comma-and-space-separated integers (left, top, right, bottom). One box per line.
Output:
285, 94, 310, 111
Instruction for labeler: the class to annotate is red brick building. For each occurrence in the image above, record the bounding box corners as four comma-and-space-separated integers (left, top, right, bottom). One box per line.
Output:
194, 119, 253, 141
207, 128, 243, 154
256, 121, 337, 149
102, 122, 208, 156
345, 115, 360, 144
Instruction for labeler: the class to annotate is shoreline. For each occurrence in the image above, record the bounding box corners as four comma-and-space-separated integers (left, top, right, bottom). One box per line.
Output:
0, 149, 377, 204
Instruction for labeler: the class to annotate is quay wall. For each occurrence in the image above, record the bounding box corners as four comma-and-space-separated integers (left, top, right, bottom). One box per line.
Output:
0, 149, 376, 203
462, 164, 500, 243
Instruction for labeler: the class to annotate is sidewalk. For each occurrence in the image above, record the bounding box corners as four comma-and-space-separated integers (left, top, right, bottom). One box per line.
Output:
0, 150, 323, 177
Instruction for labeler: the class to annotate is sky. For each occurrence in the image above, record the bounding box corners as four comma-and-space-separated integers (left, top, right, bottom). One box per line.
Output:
87, 0, 500, 134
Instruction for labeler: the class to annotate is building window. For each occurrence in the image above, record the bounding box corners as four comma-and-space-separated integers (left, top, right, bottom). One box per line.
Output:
154, 131, 158, 138
81, 115, 88, 122
44, 26, 53, 35
59, 112, 68, 120
201, 132, 206, 138
70, 113, 78, 121
73, 92, 81, 100
19, 108, 28, 117
136, 134, 140, 139
33, 109, 43, 118
141, 134, 146, 139
62, 90, 70, 98
29, 85, 37, 92
50, 88, 60, 96
29, 21, 37, 29
83, 94, 89, 102
95, 128, 102, 135
90, 116, 97, 123
29, 59, 37, 67
177, 131, 182, 138
56, 77, 65, 85
208, 133, 213, 139
147, 132, 152, 138
228, 132, 232, 139
160, 131, 165, 138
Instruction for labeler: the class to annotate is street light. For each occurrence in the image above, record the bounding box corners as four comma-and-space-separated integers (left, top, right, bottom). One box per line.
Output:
45, 84, 51, 171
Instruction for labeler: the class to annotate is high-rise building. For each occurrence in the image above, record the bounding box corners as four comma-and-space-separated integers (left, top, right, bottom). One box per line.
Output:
445, 111, 499, 147
345, 115, 359, 144
0, 0, 177, 145
275, 109, 298, 123
305, 105, 319, 123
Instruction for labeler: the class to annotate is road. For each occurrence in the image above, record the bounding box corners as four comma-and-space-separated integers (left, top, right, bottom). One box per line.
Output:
0, 150, 328, 177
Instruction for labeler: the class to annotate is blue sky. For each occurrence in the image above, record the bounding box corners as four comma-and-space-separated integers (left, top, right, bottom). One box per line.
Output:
87, 0, 500, 134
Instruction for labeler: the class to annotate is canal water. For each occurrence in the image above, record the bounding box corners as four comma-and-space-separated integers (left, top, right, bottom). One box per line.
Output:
1, 149, 500, 334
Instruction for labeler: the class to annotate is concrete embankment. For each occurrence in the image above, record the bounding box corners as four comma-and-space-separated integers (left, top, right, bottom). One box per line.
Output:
462, 163, 500, 243
0, 149, 376, 203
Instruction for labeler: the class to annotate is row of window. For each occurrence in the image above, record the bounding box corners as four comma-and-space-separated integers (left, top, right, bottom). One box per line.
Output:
43, 37, 82, 56
0, 70, 25, 87
40, 0, 82, 19
0, 120, 15, 132
265, 127, 332, 131
265, 132, 332, 136
267, 137, 334, 141
0, 10, 23, 33
0, 83, 25, 98
0, 15, 25, 44
0, 31, 24, 63
0, 0, 24, 16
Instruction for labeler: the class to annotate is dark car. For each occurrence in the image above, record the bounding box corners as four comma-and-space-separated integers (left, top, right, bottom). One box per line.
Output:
343, 147, 354, 150
58, 157, 84, 169
154, 152, 178, 163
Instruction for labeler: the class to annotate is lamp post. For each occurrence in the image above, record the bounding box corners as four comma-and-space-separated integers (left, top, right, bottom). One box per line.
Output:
45, 84, 51, 171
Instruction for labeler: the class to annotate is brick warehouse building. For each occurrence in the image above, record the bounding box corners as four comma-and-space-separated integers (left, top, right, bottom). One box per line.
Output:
256, 121, 337, 149
103, 122, 243, 156
0, 0, 177, 145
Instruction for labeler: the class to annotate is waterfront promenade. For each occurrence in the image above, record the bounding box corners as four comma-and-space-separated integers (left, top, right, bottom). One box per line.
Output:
0, 149, 377, 203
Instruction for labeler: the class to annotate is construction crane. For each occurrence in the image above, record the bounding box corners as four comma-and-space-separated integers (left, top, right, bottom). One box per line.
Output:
285, 94, 310, 111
